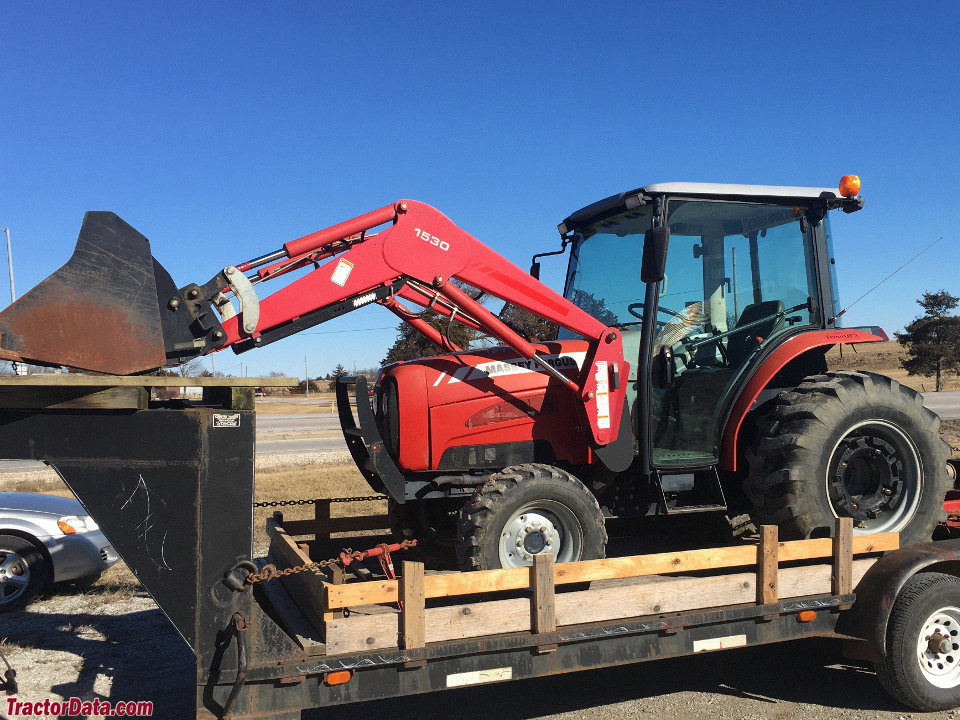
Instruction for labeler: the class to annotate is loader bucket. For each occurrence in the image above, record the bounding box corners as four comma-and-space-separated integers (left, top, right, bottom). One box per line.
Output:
0, 212, 175, 375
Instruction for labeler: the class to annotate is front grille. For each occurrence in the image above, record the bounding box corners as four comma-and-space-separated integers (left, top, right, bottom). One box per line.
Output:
379, 377, 400, 460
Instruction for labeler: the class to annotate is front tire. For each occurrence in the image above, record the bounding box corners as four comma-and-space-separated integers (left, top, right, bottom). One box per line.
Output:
744, 371, 950, 546
456, 464, 607, 571
0, 534, 47, 612
877, 572, 960, 711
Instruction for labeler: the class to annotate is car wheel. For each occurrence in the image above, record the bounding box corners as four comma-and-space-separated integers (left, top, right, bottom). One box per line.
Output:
0, 534, 47, 612
877, 572, 960, 710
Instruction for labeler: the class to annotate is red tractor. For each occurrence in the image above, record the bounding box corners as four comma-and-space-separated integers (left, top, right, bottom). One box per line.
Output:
0, 176, 949, 569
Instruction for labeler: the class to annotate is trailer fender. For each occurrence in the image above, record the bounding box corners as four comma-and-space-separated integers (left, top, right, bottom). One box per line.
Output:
720, 328, 883, 471
837, 540, 960, 661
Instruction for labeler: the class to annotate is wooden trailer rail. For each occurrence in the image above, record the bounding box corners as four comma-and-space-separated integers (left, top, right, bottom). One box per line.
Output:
266, 512, 898, 656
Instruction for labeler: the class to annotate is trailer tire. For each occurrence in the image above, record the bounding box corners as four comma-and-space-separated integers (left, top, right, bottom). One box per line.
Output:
877, 572, 960, 711
0, 534, 47, 612
456, 464, 607, 571
388, 498, 461, 569
743, 371, 950, 546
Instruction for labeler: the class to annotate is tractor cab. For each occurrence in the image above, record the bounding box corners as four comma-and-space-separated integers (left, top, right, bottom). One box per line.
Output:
559, 180, 863, 470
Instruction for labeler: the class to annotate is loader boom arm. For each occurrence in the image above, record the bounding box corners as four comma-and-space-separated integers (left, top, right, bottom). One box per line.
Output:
0, 201, 628, 447
208, 200, 627, 447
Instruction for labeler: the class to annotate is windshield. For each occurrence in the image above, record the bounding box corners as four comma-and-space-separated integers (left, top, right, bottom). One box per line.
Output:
561, 206, 653, 330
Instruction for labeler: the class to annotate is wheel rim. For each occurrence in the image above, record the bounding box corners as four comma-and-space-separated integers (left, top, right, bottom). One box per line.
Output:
498, 500, 584, 568
825, 420, 922, 533
0, 548, 31, 604
916, 606, 960, 688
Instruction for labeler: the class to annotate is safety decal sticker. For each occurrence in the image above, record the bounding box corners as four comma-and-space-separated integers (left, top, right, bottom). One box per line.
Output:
593, 360, 610, 430
212, 413, 241, 428
330, 258, 355, 287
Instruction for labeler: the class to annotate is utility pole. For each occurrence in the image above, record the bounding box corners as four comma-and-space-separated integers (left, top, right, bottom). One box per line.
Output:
304, 356, 309, 397
1, 228, 22, 375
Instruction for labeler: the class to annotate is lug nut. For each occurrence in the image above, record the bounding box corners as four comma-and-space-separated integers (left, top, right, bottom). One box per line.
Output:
882, 487, 894, 496
187, 288, 200, 300
168, 297, 180, 309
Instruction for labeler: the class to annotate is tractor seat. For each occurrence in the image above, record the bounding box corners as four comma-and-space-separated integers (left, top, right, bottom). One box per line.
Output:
726, 300, 784, 365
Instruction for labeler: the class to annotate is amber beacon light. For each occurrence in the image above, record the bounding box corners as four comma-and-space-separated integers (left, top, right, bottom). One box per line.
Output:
839, 174, 861, 197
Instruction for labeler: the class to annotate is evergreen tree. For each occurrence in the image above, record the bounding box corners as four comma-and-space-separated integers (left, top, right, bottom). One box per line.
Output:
327, 363, 348, 391
895, 290, 960, 391
499, 303, 558, 342
381, 309, 480, 365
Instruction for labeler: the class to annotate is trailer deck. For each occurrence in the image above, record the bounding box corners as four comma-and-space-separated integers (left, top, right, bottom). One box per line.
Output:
3, 376, 960, 719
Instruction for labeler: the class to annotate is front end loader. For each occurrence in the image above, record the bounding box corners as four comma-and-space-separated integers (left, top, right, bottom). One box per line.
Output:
0, 175, 949, 570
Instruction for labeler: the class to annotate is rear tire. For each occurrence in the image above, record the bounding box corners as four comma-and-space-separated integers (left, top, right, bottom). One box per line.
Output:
0, 534, 47, 612
456, 463, 607, 571
877, 572, 960, 711
744, 371, 950, 546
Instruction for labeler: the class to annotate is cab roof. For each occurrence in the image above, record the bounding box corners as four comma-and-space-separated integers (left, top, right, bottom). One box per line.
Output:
561, 181, 861, 233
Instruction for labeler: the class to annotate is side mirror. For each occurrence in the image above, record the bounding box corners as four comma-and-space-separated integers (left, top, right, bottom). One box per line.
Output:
641, 226, 670, 283
529, 261, 541, 280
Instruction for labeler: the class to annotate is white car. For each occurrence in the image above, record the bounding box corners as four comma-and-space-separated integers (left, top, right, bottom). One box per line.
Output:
0, 492, 119, 611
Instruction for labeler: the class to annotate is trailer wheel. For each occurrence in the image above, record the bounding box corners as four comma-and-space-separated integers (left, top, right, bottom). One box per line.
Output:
743, 371, 950, 546
388, 498, 461, 569
0, 534, 47, 612
877, 572, 960, 711
456, 464, 607, 571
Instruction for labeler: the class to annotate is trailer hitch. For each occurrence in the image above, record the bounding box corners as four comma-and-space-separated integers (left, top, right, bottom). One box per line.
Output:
0, 646, 18, 696
222, 561, 258, 592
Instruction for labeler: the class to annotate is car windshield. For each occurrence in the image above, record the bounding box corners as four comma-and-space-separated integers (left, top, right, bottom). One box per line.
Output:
561, 206, 653, 330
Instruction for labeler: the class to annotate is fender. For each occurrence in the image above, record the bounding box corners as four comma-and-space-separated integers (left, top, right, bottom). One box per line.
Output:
719, 328, 883, 471
836, 539, 960, 660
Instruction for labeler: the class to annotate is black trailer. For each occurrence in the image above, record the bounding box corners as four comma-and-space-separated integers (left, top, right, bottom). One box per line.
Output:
4, 376, 960, 719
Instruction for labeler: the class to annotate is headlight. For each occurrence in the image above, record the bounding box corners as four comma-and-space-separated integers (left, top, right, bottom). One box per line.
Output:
57, 515, 100, 534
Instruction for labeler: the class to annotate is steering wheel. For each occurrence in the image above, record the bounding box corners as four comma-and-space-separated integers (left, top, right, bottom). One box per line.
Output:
626, 303, 686, 322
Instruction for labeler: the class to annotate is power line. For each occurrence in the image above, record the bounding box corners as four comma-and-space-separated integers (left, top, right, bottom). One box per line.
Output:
299, 325, 398, 335
835, 236, 943, 319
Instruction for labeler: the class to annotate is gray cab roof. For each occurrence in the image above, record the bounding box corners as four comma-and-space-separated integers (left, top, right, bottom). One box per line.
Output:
640, 182, 842, 200
561, 181, 858, 233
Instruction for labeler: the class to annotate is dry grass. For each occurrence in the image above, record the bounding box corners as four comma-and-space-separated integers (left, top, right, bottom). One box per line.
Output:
252, 462, 386, 555
942, 419, 960, 457
826, 340, 960, 392
255, 393, 337, 413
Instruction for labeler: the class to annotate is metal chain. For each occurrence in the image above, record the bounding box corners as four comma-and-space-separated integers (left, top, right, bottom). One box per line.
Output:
244, 539, 417, 585
254, 495, 386, 508
245, 556, 342, 584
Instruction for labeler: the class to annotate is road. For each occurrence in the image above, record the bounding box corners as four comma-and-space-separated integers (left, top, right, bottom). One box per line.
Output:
0, 412, 350, 473
922, 391, 960, 419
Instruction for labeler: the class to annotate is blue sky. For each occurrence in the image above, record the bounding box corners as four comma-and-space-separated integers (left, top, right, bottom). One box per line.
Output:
2, 2, 958, 379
